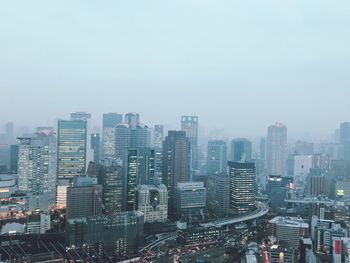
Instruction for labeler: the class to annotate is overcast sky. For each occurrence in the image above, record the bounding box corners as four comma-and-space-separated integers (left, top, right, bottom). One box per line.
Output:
1, 0, 350, 139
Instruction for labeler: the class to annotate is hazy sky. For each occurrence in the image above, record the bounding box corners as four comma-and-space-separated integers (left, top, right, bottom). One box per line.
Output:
1, 0, 350, 139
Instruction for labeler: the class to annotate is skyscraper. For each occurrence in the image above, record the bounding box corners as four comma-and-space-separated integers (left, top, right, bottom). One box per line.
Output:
17, 128, 57, 194
230, 138, 252, 162
57, 119, 87, 181
102, 113, 123, 160
70, 112, 92, 169
228, 161, 256, 214
125, 148, 155, 211
162, 131, 190, 214
340, 122, 350, 160
115, 113, 150, 160
181, 116, 199, 170
154, 125, 164, 183
266, 122, 287, 176
207, 140, 227, 174
91, 133, 101, 164
98, 162, 123, 214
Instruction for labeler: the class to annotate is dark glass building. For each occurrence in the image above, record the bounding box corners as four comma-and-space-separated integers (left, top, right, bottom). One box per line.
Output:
207, 140, 227, 175
230, 138, 252, 162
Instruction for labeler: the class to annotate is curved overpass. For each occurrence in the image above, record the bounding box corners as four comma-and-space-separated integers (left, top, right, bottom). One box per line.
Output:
201, 202, 269, 228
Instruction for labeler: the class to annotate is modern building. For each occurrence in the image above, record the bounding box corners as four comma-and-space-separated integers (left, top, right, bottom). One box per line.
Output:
174, 182, 206, 221
57, 119, 87, 181
181, 116, 199, 169
17, 128, 57, 194
267, 175, 286, 212
206, 174, 230, 217
98, 163, 123, 214
295, 140, 314, 155
154, 125, 164, 183
26, 212, 51, 234
230, 138, 252, 162
9, 144, 19, 173
266, 123, 287, 176
260, 137, 266, 159
66, 176, 102, 220
162, 131, 191, 214
56, 179, 69, 209
102, 113, 123, 160
294, 155, 313, 181
207, 140, 227, 174
91, 133, 101, 165
66, 211, 144, 255
177, 222, 221, 245
228, 161, 256, 214
136, 184, 168, 223
115, 113, 150, 160
269, 216, 309, 249
125, 148, 155, 211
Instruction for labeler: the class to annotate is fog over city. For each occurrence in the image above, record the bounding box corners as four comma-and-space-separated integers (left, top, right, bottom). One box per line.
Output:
1, 0, 350, 140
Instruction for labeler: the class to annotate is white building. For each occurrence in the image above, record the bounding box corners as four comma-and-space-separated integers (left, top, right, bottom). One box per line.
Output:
266, 123, 287, 176
136, 184, 168, 223
294, 155, 313, 181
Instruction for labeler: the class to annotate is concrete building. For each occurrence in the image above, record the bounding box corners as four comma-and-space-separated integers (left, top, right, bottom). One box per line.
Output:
26, 212, 51, 234
136, 184, 168, 223
266, 123, 287, 176
269, 245, 295, 263
269, 216, 309, 249
174, 182, 206, 221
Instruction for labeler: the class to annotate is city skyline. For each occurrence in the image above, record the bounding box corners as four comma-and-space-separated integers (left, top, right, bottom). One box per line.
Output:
1, 1, 350, 139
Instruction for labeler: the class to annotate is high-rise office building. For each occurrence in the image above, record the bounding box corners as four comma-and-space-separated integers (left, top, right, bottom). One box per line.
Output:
66, 176, 102, 220
162, 131, 191, 214
125, 148, 155, 211
57, 119, 87, 181
181, 116, 199, 170
136, 184, 168, 223
206, 174, 230, 217
230, 138, 252, 162
91, 133, 101, 164
154, 125, 164, 183
207, 140, 227, 175
228, 161, 256, 214
266, 122, 287, 176
98, 162, 123, 214
71, 112, 92, 169
115, 113, 150, 160
259, 137, 266, 159
340, 122, 350, 160
9, 144, 19, 173
17, 128, 57, 194
154, 125, 164, 150
102, 113, 123, 159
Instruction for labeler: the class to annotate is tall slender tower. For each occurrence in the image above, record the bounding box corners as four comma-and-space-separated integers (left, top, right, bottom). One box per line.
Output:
266, 122, 287, 176
181, 116, 198, 170
230, 138, 252, 162
162, 131, 190, 214
207, 140, 227, 174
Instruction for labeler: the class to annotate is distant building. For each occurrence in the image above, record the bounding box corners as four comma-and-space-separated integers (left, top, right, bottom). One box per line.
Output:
206, 174, 230, 217
294, 155, 313, 181
56, 179, 69, 209
9, 145, 19, 173
57, 119, 87, 181
207, 140, 227, 174
267, 175, 286, 212
174, 182, 206, 221
269, 245, 295, 263
230, 138, 252, 162
266, 123, 287, 176
228, 161, 256, 214
66, 211, 144, 255
102, 113, 123, 160
295, 140, 314, 155
91, 133, 101, 165
154, 125, 164, 183
269, 216, 309, 249
26, 212, 51, 234
136, 184, 168, 223
162, 131, 191, 214
181, 116, 199, 169
66, 176, 102, 220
